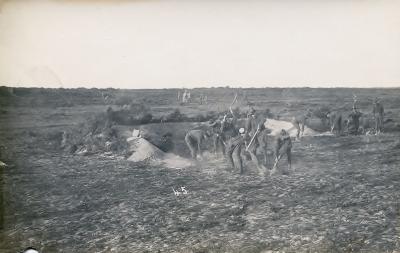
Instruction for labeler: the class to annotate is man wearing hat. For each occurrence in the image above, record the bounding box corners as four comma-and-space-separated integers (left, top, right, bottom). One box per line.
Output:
245, 107, 257, 133
226, 127, 246, 174
347, 105, 362, 135
373, 97, 384, 134
244, 108, 268, 176
220, 106, 239, 142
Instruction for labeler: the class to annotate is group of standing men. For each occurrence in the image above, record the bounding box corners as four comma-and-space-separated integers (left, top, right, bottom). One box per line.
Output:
185, 105, 292, 176
177, 89, 208, 105
291, 96, 385, 138
178, 90, 191, 104
326, 97, 385, 136
184, 95, 385, 177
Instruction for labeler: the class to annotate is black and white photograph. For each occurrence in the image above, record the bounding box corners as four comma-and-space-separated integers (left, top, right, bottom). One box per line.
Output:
1, 1, 400, 252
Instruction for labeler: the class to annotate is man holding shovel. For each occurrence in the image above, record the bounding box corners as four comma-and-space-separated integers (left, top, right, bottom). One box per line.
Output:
245, 121, 268, 177
271, 129, 292, 175
226, 127, 246, 174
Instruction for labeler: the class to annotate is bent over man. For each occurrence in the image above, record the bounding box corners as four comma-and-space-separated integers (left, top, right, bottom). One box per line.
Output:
327, 111, 343, 136
185, 129, 210, 159
291, 110, 311, 139
271, 129, 292, 175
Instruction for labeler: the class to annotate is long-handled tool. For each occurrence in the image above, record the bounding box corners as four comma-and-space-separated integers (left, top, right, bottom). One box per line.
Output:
245, 124, 261, 151
231, 93, 238, 106
272, 155, 282, 170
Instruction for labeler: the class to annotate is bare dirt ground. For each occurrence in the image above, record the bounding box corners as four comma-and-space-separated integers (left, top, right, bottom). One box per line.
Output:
1, 87, 400, 253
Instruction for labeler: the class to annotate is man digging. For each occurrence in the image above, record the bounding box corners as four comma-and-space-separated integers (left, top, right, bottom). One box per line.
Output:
271, 129, 292, 175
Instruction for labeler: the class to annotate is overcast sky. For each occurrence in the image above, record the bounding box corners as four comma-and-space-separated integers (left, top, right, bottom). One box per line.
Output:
0, 0, 399, 89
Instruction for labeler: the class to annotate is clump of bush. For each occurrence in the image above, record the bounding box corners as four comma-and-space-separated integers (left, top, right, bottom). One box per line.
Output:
62, 112, 128, 155
164, 109, 187, 122
105, 102, 154, 125
140, 113, 153, 124
115, 96, 133, 107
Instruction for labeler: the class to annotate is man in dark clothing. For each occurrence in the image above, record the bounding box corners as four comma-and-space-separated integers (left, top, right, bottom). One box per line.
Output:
245, 107, 257, 133
271, 129, 292, 175
209, 118, 225, 155
244, 109, 268, 176
226, 128, 246, 174
210, 106, 239, 156
222, 106, 239, 135
347, 106, 362, 135
373, 97, 384, 134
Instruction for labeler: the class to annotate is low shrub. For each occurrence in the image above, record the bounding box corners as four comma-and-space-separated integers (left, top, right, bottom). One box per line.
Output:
115, 96, 133, 107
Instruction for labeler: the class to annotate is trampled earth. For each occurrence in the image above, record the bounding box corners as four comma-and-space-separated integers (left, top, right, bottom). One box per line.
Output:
1, 87, 400, 253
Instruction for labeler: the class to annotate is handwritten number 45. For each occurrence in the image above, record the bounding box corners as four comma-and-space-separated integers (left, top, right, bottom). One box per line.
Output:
173, 187, 188, 196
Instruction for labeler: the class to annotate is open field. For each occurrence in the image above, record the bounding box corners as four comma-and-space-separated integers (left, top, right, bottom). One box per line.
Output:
1, 87, 400, 252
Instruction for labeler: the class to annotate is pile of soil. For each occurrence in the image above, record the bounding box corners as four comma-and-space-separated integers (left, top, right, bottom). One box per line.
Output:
126, 134, 193, 169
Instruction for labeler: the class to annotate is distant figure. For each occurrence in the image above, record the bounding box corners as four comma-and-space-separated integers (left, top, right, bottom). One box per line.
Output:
226, 128, 246, 174
352, 94, 358, 110
186, 91, 191, 102
199, 93, 208, 105
373, 97, 384, 134
347, 106, 362, 135
182, 90, 191, 104
327, 111, 343, 136
181, 90, 187, 103
177, 90, 181, 102
271, 129, 292, 175
185, 129, 210, 159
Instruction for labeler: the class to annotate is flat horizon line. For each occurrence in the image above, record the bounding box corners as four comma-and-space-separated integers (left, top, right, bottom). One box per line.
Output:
1, 85, 400, 90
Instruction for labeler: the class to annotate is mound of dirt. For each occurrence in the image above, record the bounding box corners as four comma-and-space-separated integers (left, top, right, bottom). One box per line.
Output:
264, 119, 331, 137
127, 136, 165, 162
126, 135, 193, 169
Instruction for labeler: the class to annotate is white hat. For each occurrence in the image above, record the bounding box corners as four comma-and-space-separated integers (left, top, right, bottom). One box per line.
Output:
239, 128, 245, 134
